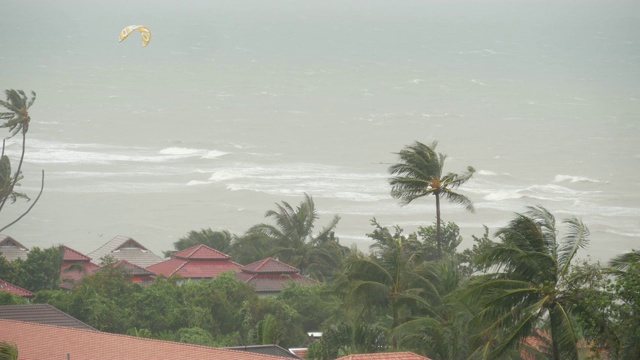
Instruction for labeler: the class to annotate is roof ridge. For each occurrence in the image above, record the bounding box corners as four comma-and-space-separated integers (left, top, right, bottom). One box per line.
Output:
63, 245, 92, 261
0, 278, 34, 297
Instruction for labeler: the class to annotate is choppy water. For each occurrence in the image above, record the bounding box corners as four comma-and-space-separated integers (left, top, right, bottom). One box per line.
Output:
1, 0, 639, 261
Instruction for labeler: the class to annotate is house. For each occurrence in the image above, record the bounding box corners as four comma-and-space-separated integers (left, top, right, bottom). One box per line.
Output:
0, 235, 29, 261
146, 244, 241, 280
224, 344, 302, 359
60, 246, 101, 289
112, 259, 156, 285
335, 352, 432, 360
0, 318, 293, 360
0, 279, 33, 299
88, 235, 163, 268
0, 304, 96, 330
235, 257, 319, 296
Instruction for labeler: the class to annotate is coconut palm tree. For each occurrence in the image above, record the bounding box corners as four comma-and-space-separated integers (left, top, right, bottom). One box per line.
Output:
244, 193, 346, 279
0, 89, 43, 231
464, 206, 589, 360
0, 341, 18, 360
388, 141, 475, 258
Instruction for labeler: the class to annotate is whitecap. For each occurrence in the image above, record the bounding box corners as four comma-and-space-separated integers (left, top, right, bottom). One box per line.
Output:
202, 150, 228, 159
159, 147, 201, 156
553, 174, 603, 184
477, 170, 498, 176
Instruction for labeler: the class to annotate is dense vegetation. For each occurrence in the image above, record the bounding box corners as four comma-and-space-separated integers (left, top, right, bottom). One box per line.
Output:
1, 91, 638, 359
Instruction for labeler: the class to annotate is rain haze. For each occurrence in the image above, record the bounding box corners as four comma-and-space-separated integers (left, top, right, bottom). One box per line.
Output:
1, 0, 639, 261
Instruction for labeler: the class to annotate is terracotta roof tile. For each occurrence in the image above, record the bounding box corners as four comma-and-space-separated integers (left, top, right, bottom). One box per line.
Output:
242, 257, 300, 274
60, 262, 101, 283
113, 259, 155, 276
336, 352, 432, 360
236, 273, 319, 293
62, 246, 92, 261
0, 279, 34, 298
0, 304, 96, 330
174, 244, 231, 260
147, 258, 241, 279
0, 319, 291, 360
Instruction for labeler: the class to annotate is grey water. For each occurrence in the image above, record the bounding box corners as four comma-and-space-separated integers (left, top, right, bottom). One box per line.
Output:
1, 0, 639, 262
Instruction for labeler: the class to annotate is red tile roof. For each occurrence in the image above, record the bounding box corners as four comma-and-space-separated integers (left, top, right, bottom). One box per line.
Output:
62, 245, 93, 261
0, 279, 34, 298
235, 273, 319, 293
242, 257, 300, 274
113, 259, 155, 276
174, 244, 231, 260
60, 261, 101, 282
336, 352, 432, 360
146, 246, 241, 279
0, 319, 291, 360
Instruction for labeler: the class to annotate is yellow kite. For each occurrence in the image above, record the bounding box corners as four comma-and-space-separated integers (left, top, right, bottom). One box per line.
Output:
119, 25, 151, 47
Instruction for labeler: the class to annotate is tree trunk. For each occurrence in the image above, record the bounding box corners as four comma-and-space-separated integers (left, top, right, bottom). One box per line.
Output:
435, 192, 441, 259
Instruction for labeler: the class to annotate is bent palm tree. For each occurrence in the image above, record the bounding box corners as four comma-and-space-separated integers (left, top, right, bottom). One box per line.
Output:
388, 141, 475, 257
464, 206, 589, 360
245, 193, 345, 279
0, 89, 44, 231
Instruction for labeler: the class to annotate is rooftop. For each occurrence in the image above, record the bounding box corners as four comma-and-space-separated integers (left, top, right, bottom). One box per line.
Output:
0, 304, 95, 330
0, 319, 293, 360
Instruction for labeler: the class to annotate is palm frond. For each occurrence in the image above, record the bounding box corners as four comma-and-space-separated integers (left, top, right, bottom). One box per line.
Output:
557, 217, 589, 277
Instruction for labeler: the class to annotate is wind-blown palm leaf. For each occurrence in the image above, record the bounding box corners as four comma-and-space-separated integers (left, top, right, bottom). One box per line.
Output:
388, 141, 475, 257
557, 217, 589, 277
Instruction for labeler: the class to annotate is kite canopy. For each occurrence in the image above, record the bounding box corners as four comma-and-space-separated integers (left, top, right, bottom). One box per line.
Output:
119, 25, 151, 47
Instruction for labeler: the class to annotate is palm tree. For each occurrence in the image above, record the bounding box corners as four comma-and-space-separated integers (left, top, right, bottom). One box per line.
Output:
464, 206, 589, 360
243, 193, 346, 279
0, 341, 18, 360
0, 89, 44, 231
388, 141, 475, 258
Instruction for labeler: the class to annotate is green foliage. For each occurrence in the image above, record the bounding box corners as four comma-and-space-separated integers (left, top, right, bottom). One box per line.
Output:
10, 245, 63, 292
239, 193, 348, 281
241, 297, 306, 348
175, 327, 216, 346
129, 277, 187, 333
277, 283, 342, 332
464, 206, 590, 360
388, 141, 475, 258
0, 89, 43, 231
164, 228, 234, 258
0, 291, 27, 305
0, 341, 18, 360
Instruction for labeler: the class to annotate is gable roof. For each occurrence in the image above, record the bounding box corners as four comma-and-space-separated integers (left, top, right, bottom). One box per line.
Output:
0, 319, 290, 360
0, 279, 34, 298
336, 352, 432, 360
113, 259, 155, 276
89, 235, 163, 268
242, 257, 300, 274
62, 245, 93, 261
0, 304, 95, 330
174, 244, 231, 260
146, 245, 241, 279
235, 273, 318, 293
0, 234, 29, 261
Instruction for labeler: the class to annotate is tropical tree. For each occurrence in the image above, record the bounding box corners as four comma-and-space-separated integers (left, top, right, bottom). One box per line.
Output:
607, 250, 640, 359
0, 341, 18, 360
0, 89, 44, 231
464, 206, 590, 360
164, 228, 235, 258
388, 141, 475, 258
241, 193, 347, 280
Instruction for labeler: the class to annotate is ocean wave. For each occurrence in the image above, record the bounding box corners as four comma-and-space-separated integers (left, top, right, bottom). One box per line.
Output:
553, 174, 604, 184
477, 169, 498, 176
